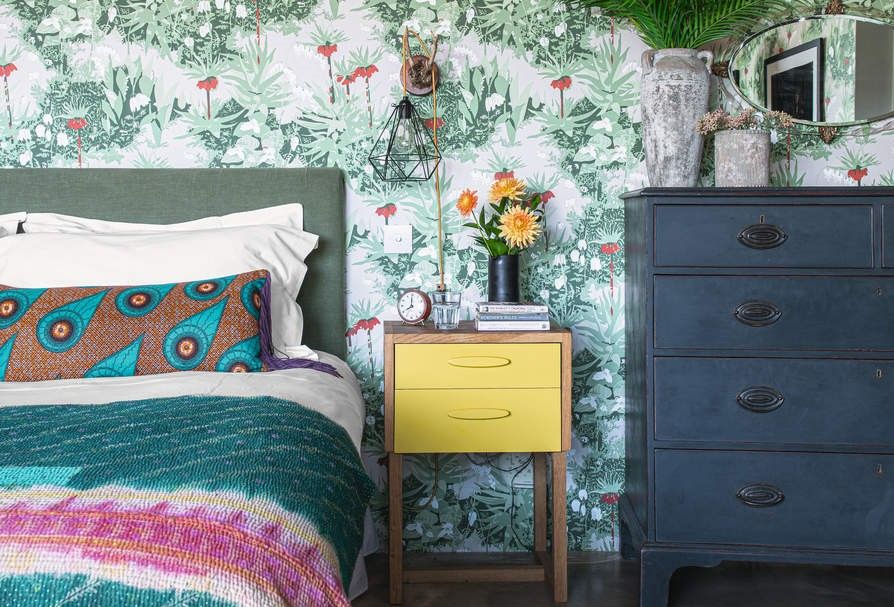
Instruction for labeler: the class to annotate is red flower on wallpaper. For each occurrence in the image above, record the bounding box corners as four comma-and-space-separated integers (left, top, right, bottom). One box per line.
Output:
197, 77, 219, 120
375, 203, 397, 223
336, 72, 356, 95
317, 44, 338, 58
423, 117, 445, 130
348, 317, 381, 334
316, 43, 339, 104
353, 64, 379, 127
600, 242, 620, 255
600, 492, 620, 506
358, 317, 380, 331
353, 65, 379, 79
347, 317, 380, 370
550, 76, 572, 91
540, 190, 555, 203
848, 167, 868, 185
601, 492, 620, 549
550, 76, 572, 119
1, 63, 16, 128
196, 76, 218, 91
601, 241, 622, 315
67, 117, 88, 168
494, 170, 515, 180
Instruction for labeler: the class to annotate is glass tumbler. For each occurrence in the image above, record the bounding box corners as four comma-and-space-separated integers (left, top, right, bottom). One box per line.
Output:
431, 290, 461, 330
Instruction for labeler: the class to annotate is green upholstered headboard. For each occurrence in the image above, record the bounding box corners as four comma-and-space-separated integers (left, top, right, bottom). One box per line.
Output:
0, 168, 347, 358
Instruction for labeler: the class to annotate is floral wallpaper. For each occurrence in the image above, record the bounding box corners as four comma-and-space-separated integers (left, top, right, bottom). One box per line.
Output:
1, 0, 893, 555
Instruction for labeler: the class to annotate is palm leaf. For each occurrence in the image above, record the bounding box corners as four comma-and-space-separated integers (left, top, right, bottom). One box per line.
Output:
571, 0, 787, 49
685, 0, 789, 48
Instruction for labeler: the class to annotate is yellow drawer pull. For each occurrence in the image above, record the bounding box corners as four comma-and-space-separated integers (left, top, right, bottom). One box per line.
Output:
447, 356, 511, 369
447, 408, 512, 421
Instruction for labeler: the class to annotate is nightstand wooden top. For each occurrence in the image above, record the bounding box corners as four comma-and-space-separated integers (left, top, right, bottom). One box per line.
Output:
384, 320, 571, 344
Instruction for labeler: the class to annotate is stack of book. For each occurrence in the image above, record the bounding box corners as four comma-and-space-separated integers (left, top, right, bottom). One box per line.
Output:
475, 302, 550, 331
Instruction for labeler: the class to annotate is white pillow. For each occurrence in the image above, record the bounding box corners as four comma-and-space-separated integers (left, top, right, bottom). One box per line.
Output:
0, 226, 319, 357
23, 204, 303, 234
0, 212, 25, 235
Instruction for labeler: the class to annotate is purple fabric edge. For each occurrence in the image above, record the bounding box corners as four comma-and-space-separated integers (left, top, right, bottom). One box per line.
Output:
258, 277, 342, 378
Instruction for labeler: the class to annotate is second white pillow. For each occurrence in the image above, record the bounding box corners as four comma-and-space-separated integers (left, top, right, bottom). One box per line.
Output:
23, 203, 304, 234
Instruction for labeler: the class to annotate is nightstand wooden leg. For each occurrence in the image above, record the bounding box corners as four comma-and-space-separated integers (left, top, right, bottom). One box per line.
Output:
551, 452, 568, 603
388, 453, 403, 605
534, 453, 548, 553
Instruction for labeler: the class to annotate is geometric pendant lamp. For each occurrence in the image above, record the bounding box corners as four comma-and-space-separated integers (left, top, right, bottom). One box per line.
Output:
368, 96, 441, 182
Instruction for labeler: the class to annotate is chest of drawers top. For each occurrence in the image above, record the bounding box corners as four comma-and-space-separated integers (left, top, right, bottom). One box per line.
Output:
622, 187, 894, 271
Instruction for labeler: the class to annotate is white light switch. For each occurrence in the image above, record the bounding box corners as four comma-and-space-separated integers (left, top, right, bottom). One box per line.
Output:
383, 224, 413, 254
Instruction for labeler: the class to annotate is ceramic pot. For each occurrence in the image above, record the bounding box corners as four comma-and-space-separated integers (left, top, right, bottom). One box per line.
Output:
641, 48, 713, 187
714, 129, 771, 187
487, 254, 519, 303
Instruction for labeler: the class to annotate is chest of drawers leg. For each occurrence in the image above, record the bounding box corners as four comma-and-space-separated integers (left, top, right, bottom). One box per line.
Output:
383, 321, 572, 604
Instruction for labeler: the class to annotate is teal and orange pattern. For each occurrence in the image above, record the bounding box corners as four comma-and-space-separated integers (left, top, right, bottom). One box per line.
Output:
0, 395, 372, 606
0, 271, 268, 381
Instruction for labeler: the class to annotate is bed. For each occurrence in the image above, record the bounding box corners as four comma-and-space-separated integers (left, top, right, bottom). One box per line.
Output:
0, 169, 372, 607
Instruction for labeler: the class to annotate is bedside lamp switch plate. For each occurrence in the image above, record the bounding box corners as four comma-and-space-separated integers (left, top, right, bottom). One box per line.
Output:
383, 224, 413, 254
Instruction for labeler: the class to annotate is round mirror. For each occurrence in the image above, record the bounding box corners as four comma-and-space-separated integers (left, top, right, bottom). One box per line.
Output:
729, 15, 894, 126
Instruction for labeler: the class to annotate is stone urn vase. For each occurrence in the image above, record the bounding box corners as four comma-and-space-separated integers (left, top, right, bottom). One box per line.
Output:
641, 48, 713, 187
714, 129, 771, 187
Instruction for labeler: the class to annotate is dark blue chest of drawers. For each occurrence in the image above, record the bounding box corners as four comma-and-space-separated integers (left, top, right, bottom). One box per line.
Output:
622, 188, 894, 607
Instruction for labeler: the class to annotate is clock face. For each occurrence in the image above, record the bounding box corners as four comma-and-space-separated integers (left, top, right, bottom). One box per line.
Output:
397, 288, 431, 324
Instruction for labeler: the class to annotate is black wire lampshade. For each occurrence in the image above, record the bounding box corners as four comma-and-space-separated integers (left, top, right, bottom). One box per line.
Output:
368, 96, 441, 182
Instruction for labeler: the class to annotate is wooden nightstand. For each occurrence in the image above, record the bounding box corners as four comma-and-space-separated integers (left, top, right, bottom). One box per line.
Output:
384, 320, 572, 604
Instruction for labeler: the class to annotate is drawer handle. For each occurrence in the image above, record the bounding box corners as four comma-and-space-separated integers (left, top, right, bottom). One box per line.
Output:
736, 386, 785, 413
737, 483, 785, 508
447, 356, 511, 369
447, 408, 511, 421
734, 301, 781, 327
738, 223, 787, 249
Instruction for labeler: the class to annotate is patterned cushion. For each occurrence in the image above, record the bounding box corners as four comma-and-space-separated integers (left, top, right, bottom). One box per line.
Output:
0, 270, 270, 381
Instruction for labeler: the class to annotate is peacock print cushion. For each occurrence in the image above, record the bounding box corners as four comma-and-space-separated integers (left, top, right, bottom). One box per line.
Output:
0, 270, 270, 381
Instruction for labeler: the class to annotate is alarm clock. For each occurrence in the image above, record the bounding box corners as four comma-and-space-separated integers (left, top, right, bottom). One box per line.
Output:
397, 288, 432, 325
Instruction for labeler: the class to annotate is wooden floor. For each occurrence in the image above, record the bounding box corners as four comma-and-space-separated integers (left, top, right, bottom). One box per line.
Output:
354, 553, 894, 606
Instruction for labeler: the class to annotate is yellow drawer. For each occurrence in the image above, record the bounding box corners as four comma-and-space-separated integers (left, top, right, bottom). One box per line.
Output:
394, 343, 560, 390
394, 388, 561, 453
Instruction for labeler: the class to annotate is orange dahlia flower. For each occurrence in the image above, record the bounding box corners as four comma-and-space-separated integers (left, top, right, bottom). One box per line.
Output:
489, 177, 527, 203
499, 206, 541, 249
456, 189, 478, 216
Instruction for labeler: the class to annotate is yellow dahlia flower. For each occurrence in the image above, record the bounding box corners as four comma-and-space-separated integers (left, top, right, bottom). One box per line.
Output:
499, 206, 541, 249
489, 177, 527, 203
456, 189, 478, 217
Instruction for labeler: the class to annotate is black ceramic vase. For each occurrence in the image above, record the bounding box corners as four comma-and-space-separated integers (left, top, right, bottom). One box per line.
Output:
487, 254, 520, 302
